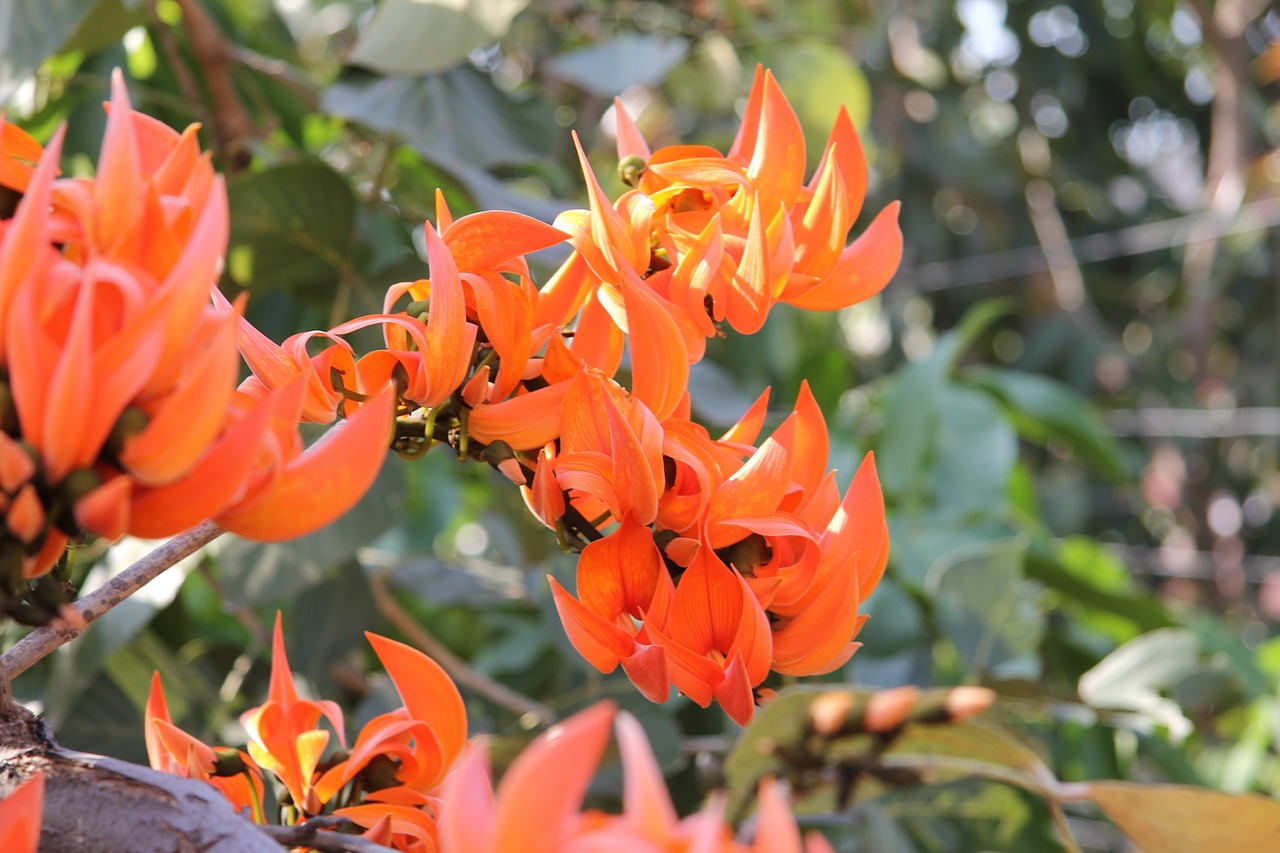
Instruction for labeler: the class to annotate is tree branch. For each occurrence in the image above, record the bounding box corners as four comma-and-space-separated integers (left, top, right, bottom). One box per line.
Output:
369, 570, 555, 727
174, 0, 257, 169
257, 816, 400, 853
0, 521, 225, 688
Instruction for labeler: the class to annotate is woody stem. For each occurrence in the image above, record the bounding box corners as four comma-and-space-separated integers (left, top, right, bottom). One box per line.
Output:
0, 520, 225, 689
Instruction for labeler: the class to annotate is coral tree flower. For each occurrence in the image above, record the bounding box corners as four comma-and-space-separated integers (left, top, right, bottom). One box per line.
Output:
144, 672, 265, 820
0, 773, 43, 853
440, 702, 833, 852
240, 614, 347, 814
0, 71, 394, 584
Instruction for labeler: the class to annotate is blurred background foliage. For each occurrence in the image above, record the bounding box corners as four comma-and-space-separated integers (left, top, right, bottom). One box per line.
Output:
4, 0, 1280, 849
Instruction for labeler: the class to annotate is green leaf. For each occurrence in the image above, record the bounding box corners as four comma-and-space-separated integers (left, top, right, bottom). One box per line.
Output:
1083, 781, 1280, 853
888, 720, 1048, 780
888, 512, 1012, 587
324, 68, 555, 170
227, 160, 358, 292
926, 538, 1044, 680
1077, 628, 1199, 735
0, 0, 98, 104
322, 69, 568, 222
60, 0, 146, 56
877, 299, 1013, 505
348, 0, 532, 76
545, 34, 690, 97
288, 557, 381, 695
1024, 539, 1175, 635
964, 366, 1127, 482
933, 385, 1017, 515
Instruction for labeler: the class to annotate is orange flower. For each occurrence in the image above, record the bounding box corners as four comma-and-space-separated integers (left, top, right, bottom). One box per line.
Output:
608, 66, 903, 334
144, 673, 265, 820
312, 632, 467, 810
439, 702, 830, 852
0, 773, 43, 853
548, 514, 672, 703
0, 72, 397, 583
240, 614, 347, 814
645, 548, 773, 725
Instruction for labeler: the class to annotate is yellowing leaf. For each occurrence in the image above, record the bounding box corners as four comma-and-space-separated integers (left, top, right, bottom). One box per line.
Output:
1086, 781, 1280, 853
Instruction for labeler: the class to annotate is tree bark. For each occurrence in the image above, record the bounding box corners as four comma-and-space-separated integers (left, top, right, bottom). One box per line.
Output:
0, 704, 278, 853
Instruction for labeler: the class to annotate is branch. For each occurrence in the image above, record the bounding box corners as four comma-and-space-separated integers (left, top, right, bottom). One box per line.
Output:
0, 521, 224, 686
174, 0, 257, 169
0, 704, 278, 853
257, 816, 400, 853
368, 570, 556, 726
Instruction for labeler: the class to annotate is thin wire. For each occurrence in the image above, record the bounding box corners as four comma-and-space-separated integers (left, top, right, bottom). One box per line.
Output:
891, 198, 1280, 294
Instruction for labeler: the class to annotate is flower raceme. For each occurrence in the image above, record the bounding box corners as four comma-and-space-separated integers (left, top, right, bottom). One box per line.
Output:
146, 618, 466, 850
0, 71, 394, 599
210, 66, 899, 723
145, 630, 833, 853
441, 702, 834, 853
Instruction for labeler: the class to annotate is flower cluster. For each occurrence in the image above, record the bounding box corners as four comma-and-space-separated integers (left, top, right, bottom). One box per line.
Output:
2, 64, 897, 713
0, 71, 392, 616
145, 621, 834, 853
231, 68, 899, 724
147, 616, 466, 847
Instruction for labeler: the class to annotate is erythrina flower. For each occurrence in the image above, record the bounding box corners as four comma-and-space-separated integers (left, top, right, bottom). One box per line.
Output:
439, 703, 833, 852
240, 614, 347, 814
144, 672, 265, 821
0, 71, 396, 590
312, 632, 467, 811
0, 773, 43, 853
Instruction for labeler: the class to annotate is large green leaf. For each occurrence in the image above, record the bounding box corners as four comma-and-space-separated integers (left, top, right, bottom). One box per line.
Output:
323, 68, 555, 169
348, 0, 531, 76
226, 160, 358, 292
322, 69, 568, 221
932, 385, 1017, 515
877, 300, 1013, 505
544, 34, 689, 97
0, 0, 97, 104
964, 366, 1127, 483
925, 538, 1044, 680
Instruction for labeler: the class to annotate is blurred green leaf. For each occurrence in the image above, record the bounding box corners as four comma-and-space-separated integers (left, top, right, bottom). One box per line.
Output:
1083, 781, 1280, 853
324, 68, 555, 169
288, 557, 380, 695
60, 0, 145, 56
1078, 628, 1199, 735
227, 160, 358, 292
348, 0, 531, 76
545, 34, 690, 97
889, 513, 1012, 586
933, 386, 1017, 515
926, 538, 1044, 680
1024, 539, 1175, 636
0, 0, 98, 103
878, 299, 1013, 504
964, 366, 1127, 483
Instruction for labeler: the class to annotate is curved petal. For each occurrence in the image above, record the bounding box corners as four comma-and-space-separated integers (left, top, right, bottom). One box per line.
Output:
216, 384, 394, 541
